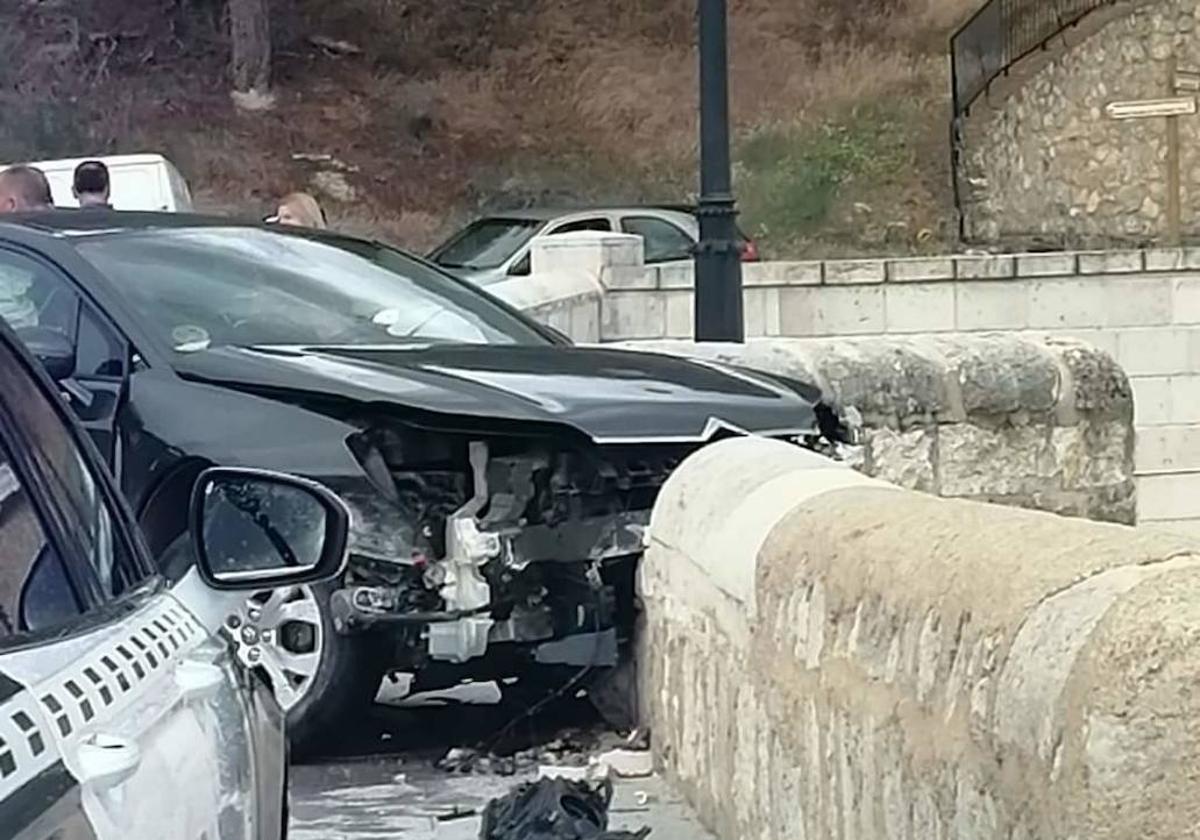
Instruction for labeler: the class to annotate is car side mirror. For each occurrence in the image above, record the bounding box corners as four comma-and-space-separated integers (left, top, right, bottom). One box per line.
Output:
190, 468, 349, 591
19, 327, 76, 381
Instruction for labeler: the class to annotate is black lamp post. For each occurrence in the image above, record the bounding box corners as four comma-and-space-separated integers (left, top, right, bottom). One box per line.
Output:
694, 0, 744, 342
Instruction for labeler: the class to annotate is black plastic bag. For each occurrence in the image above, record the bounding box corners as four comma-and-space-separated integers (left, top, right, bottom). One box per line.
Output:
479, 776, 651, 840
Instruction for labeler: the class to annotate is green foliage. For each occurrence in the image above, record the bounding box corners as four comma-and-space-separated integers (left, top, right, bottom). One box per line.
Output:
735, 102, 912, 254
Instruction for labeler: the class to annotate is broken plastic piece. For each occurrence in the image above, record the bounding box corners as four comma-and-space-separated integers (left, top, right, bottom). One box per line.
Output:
594, 749, 652, 779
537, 763, 608, 783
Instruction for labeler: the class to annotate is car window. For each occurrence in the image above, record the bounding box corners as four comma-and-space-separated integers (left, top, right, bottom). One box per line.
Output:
0, 441, 82, 639
77, 228, 551, 352
0, 249, 125, 380
0, 248, 79, 339
0, 456, 79, 638
508, 252, 532, 277
75, 306, 126, 378
432, 218, 543, 270
620, 216, 695, 263
550, 218, 612, 234
0, 343, 148, 601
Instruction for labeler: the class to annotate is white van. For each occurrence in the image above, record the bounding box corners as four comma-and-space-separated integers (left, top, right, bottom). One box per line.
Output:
12, 153, 194, 211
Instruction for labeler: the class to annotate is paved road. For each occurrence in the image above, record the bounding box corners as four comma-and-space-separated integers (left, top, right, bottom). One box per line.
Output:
290, 761, 717, 839
288, 685, 717, 839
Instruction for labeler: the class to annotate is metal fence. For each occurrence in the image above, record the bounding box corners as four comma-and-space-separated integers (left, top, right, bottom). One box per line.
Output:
951, 0, 1115, 116
950, 0, 1116, 241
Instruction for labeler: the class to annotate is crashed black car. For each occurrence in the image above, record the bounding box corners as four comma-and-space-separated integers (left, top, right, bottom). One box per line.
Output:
0, 212, 844, 749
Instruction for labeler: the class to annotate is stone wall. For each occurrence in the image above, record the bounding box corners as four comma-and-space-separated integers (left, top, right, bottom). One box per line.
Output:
959, 0, 1200, 245
509, 243, 1200, 534
640, 436, 1200, 840
622, 335, 1135, 524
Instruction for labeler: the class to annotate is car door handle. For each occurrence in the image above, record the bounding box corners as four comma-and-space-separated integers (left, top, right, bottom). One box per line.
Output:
76, 733, 141, 790
175, 660, 225, 702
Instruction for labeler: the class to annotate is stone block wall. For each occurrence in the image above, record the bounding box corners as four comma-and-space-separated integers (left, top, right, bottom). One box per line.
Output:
572, 248, 1200, 534
621, 335, 1136, 525
958, 0, 1200, 245
640, 437, 1200, 840
488, 232, 610, 342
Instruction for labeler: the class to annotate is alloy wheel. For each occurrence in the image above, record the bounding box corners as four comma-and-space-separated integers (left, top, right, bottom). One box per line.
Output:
226, 585, 324, 711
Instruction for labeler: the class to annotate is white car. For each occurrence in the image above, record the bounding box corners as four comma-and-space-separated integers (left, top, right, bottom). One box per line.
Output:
6, 154, 194, 212
428, 205, 761, 287
0, 317, 348, 838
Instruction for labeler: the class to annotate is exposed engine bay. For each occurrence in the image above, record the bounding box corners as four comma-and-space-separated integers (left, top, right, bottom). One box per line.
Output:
328, 412, 856, 684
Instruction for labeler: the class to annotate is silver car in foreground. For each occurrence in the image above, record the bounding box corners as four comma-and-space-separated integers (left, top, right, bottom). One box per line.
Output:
0, 318, 348, 839
429, 205, 760, 287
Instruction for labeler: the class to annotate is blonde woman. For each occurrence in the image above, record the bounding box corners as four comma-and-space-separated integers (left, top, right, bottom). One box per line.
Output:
270, 192, 327, 229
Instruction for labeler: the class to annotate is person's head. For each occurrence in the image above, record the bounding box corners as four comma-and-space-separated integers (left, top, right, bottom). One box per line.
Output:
0, 165, 53, 213
275, 192, 327, 229
73, 160, 111, 207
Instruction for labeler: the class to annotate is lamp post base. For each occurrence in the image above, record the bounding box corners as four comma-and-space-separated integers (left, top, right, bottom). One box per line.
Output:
694, 193, 744, 342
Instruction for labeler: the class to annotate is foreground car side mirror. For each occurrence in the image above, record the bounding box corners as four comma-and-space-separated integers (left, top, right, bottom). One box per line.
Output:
19, 327, 76, 382
190, 467, 349, 591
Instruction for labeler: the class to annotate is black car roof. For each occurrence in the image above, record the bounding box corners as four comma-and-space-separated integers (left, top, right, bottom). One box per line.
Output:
0, 209, 282, 236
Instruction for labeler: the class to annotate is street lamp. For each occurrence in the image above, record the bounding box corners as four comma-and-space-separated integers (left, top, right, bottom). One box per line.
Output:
694, 0, 744, 343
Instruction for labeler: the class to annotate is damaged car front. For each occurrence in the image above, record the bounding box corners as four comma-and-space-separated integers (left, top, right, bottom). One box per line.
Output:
0, 214, 852, 752
164, 339, 849, 750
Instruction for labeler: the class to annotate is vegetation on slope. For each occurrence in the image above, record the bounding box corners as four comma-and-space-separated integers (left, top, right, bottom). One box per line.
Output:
0, 0, 978, 256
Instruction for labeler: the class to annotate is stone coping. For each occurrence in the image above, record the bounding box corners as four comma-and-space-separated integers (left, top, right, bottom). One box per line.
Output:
620, 248, 1200, 291
640, 436, 1200, 840
617, 334, 1133, 428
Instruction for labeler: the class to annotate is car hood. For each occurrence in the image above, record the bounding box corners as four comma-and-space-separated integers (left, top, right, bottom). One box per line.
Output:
172, 344, 822, 443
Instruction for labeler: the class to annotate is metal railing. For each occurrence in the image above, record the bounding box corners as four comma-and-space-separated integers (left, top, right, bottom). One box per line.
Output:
950, 0, 1117, 241
951, 0, 1115, 117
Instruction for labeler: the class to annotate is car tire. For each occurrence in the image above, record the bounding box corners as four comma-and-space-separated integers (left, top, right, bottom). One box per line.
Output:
279, 581, 385, 759
159, 534, 385, 758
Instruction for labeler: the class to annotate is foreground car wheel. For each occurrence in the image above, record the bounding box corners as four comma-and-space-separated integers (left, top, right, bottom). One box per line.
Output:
230, 586, 324, 714
230, 582, 384, 757
161, 535, 382, 756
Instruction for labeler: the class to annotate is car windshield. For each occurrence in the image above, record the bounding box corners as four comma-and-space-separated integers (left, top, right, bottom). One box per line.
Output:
75, 227, 550, 353
432, 218, 542, 270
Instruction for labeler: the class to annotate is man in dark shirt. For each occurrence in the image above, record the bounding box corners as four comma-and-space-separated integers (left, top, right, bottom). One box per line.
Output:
73, 160, 112, 209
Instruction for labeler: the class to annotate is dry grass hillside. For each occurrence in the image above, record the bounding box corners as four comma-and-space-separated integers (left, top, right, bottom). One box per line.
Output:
0, 0, 979, 257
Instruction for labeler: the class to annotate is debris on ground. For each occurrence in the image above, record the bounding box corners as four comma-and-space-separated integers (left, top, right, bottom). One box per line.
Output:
478, 777, 651, 840
594, 749, 652, 779
538, 765, 591, 782
436, 806, 479, 823
436, 747, 481, 773
436, 726, 638, 776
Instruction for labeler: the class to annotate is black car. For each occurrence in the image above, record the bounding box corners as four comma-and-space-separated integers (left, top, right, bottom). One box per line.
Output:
0, 211, 841, 750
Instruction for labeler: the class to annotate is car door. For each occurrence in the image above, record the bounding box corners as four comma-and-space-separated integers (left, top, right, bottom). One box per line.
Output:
0, 332, 258, 840
0, 246, 128, 471
619, 215, 697, 264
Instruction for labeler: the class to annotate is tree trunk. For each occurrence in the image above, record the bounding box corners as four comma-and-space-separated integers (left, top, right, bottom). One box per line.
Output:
229, 0, 270, 93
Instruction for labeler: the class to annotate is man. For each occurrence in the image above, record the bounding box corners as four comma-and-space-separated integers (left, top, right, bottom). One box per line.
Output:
73, 160, 112, 208
0, 165, 53, 213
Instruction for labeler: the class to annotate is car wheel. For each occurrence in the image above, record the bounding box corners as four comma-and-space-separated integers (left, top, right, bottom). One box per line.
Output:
160, 535, 383, 757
